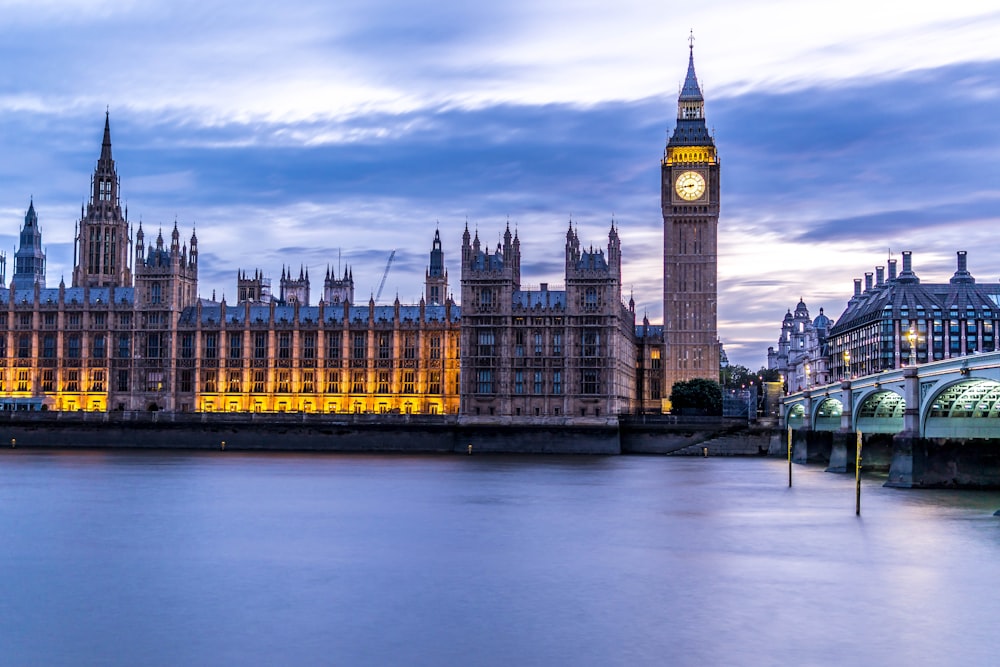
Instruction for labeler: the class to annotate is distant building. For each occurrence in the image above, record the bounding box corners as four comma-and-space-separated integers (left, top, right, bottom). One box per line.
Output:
768, 299, 834, 391
826, 251, 1000, 378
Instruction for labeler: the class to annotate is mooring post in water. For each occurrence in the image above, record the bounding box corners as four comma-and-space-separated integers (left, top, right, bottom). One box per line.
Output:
787, 426, 792, 487
855, 430, 863, 516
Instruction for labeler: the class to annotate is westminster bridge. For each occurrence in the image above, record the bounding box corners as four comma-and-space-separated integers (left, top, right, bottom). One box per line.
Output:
780, 351, 1000, 488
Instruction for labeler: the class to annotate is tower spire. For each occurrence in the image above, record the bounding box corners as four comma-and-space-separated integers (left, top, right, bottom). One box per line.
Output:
679, 35, 704, 108
100, 109, 113, 163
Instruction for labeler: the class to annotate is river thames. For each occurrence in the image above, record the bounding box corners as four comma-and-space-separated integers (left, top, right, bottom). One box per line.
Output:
1, 450, 998, 666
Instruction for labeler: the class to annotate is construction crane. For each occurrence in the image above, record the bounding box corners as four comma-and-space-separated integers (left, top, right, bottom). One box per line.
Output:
375, 250, 396, 303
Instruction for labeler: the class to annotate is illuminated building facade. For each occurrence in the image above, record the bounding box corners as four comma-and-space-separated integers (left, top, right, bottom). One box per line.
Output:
0, 116, 461, 414
175, 297, 460, 415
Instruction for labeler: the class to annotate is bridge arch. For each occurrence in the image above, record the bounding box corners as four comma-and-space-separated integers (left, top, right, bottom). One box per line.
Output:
786, 403, 805, 429
813, 397, 842, 431
924, 379, 1000, 438
855, 390, 905, 434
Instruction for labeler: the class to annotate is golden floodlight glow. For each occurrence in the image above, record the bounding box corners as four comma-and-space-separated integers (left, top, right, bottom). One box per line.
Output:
665, 146, 717, 165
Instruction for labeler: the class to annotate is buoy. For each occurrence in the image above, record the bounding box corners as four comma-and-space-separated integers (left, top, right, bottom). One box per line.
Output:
221, 441, 226, 451
467, 443, 473, 455
10, 438, 15, 448
702, 446, 708, 457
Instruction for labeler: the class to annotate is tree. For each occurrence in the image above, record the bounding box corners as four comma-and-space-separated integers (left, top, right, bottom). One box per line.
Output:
669, 378, 723, 416
721, 364, 781, 389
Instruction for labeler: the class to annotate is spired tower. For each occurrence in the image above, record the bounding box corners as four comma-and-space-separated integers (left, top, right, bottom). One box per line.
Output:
425, 228, 448, 305
323, 265, 354, 305
662, 39, 721, 398
279, 265, 310, 305
12, 199, 46, 290
73, 112, 132, 288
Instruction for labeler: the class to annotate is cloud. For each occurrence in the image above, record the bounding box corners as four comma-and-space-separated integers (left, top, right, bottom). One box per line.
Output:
2, 9, 1000, 368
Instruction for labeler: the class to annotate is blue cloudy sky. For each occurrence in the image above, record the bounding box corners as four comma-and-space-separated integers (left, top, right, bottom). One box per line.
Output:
1, 0, 999, 367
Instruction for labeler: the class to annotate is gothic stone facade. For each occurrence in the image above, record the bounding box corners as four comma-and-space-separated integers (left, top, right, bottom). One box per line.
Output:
0, 116, 643, 421
459, 222, 637, 421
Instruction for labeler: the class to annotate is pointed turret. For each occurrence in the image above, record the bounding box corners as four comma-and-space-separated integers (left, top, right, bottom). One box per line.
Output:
171, 220, 180, 254
100, 110, 113, 163
12, 197, 46, 289
425, 227, 448, 305
462, 221, 472, 265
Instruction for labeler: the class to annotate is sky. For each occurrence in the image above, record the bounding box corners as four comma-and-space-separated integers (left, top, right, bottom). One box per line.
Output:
1, 0, 999, 368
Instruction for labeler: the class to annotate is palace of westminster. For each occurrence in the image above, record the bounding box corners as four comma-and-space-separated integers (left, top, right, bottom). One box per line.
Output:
0, 47, 723, 420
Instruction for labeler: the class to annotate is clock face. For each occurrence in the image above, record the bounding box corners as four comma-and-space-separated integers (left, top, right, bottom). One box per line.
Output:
675, 171, 706, 201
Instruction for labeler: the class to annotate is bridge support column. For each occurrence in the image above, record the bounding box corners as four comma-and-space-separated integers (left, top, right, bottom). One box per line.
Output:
901, 367, 919, 436
826, 431, 856, 473
888, 367, 921, 487
827, 381, 857, 472
839, 380, 853, 432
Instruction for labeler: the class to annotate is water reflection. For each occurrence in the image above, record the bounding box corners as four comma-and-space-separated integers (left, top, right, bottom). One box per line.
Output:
0, 451, 998, 666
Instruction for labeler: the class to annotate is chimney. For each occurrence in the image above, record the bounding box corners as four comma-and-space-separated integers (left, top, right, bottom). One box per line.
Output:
864, 272, 873, 292
950, 250, 974, 284
876, 266, 885, 286
854, 279, 862, 297
888, 259, 897, 281
897, 250, 920, 284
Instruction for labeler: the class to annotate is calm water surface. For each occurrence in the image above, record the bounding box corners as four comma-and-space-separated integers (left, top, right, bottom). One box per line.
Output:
1, 449, 998, 666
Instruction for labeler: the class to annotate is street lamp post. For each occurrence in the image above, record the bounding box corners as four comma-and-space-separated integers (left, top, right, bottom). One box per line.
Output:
907, 326, 917, 366
843, 350, 851, 380
805, 363, 811, 390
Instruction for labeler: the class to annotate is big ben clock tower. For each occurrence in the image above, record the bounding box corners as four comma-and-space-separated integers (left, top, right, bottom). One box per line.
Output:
662, 38, 721, 400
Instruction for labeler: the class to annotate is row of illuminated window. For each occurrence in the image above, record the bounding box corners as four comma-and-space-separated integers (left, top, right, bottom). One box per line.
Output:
0, 368, 109, 393
188, 369, 450, 395
181, 331, 445, 361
